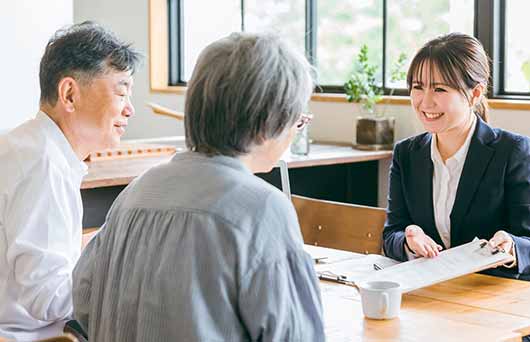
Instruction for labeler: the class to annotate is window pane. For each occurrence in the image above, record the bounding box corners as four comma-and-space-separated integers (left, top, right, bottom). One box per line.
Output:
183, 0, 241, 81
386, 0, 474, 88
504, 0, 530, 93
245, 0, 305, 55
317, 0, 383, 86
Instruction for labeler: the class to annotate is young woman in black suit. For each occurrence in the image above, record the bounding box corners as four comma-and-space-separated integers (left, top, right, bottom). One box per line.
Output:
383, 33, 530, 281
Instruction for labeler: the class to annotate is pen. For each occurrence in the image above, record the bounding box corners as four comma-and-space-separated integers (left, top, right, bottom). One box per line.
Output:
314, 256, 328, 264
373, 263, 383, 271
317, 272, 349, 285
479, 240, 504, 254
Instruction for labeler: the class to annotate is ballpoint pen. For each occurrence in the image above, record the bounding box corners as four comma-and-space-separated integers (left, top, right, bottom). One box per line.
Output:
317, 272, 355, 286
479, 240, 505, 254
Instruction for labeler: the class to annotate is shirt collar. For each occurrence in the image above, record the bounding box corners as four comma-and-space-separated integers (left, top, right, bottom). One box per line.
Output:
36, 111, 88, 176
172, 151, 253, 175
431, 114, 477, 166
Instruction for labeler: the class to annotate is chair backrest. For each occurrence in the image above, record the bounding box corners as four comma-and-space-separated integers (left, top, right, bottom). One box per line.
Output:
292, 195, 386, 254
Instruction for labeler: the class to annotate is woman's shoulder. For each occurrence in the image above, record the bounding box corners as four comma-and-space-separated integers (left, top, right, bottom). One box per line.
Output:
492, 126, 529, 142
487, 126, 530, 154
393, 132, 431, 155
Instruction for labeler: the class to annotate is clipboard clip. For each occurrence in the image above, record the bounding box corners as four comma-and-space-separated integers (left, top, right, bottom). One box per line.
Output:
479, 241, 505, 255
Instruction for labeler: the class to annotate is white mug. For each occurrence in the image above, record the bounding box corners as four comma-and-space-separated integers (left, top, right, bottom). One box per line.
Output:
358, 281, 402, 319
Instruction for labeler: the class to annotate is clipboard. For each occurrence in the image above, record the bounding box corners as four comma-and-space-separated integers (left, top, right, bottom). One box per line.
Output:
355, 239, 514, 292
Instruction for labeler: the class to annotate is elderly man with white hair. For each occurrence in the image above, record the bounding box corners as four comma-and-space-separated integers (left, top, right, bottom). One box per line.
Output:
72, 32, 325, 341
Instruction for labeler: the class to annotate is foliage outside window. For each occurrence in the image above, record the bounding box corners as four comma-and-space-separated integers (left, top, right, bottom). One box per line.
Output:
504, 0, 530, 95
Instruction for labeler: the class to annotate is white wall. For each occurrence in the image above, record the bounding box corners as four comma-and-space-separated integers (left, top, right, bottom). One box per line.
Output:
0, 0, 73, 132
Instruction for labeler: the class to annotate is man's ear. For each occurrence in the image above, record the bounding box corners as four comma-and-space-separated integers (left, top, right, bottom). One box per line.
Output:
470, 83, 485, 107
56, 77, 79, 113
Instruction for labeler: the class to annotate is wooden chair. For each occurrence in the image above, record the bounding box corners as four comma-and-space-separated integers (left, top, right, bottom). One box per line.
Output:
33, 334, 79, 342
82, 227, 100, 249
292, 195, 386, 254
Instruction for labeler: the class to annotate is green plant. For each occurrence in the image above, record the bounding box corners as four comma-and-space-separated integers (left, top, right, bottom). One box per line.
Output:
344, 46, 407, 117
389, 52, 408, 93
344, 45, 383, 114
381, 52, 407, 117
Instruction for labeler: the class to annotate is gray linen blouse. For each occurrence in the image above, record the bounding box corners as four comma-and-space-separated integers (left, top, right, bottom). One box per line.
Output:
73, 151, 325, 341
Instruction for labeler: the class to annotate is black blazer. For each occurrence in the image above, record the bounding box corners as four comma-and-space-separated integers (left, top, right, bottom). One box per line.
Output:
383, 117, 530, 280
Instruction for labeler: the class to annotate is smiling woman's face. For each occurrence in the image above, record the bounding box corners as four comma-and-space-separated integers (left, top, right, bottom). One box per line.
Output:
410, 62, 472, 135
74, 70, 134, 151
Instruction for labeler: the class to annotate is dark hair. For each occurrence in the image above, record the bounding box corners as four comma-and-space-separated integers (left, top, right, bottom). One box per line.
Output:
407, 33, 490, 123
39, 21, 142, 106
185, 32, 314, 157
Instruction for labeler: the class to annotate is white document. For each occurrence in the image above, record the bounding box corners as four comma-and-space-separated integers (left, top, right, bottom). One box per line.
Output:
303, 244, 360, 264
315, 253, 401, 281
356, 239, 514, 293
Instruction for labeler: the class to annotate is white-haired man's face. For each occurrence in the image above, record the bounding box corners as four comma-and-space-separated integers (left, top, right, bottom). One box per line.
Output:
60, 70, 134, 155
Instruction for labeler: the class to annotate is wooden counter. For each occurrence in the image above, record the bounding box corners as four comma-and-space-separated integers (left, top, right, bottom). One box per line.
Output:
82, 144, 392, 189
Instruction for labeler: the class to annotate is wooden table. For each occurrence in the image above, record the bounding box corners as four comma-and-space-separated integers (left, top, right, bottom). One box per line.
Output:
314, 247, 530, 342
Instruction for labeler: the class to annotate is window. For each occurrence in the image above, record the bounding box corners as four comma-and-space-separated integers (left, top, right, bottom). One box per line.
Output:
501, 0, 530, 95
182, 1, 241, 82
169, 0, 305, 84
316, 1, 383, 87
386, 0, 474, 89
165, 0, 529, 100
245, 0, 306, 54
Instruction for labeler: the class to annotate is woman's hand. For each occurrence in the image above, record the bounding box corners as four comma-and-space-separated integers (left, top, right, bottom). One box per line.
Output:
489, 230, 515, 256
405, 225, 443, 258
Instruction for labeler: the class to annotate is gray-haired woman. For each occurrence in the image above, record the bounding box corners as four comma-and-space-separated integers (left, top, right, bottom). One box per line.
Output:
73, 32, 325, 341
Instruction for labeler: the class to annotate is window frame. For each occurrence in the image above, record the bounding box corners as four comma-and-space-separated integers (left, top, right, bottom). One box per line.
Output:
162, 0, 530, 101
494, 0, 530, 98
167, 0, 183, 85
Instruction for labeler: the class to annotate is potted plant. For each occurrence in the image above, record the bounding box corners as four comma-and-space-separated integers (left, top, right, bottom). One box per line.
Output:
344, 45, 406, 150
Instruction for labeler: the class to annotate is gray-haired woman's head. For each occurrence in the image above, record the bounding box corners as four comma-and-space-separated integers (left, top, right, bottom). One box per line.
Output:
185, 32, 314, 157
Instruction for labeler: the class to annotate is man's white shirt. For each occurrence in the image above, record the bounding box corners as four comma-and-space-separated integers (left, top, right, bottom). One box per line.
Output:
0, 111, 87, 340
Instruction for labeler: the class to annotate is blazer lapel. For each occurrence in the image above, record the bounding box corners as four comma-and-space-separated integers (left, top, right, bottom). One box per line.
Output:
409, 134, 444, 246
450, 118, 496, 246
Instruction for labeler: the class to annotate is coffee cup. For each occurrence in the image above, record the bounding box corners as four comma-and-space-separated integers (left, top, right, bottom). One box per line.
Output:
358, 280, 402, 319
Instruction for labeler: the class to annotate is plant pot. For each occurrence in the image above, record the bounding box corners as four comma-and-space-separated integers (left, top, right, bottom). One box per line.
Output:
354, 116, 395, 151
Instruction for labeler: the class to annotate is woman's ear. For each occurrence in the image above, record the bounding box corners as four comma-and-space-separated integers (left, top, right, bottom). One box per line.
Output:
470, 83, 485, 107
